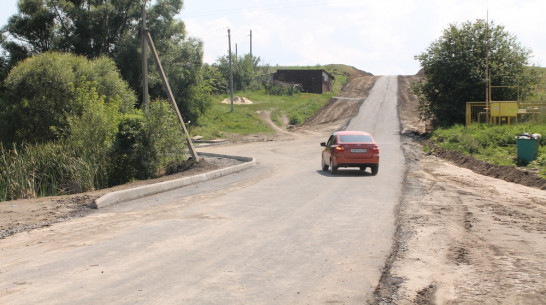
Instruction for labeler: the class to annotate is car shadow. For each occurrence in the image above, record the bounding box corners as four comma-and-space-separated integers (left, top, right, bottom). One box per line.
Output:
316, 169, 375, 177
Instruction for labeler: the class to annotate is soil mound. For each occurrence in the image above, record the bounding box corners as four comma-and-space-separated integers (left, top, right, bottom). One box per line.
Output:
221, 96, 253, 105
303, 72, 377, 129
424, 140, 546, 190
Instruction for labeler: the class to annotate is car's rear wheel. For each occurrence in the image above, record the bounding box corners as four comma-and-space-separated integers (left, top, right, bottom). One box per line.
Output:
322, 158, 329, 171
330, 159, 338, 174
371, 165, 379, 176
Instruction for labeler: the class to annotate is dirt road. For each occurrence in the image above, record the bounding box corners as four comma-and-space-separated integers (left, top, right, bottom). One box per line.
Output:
373, 75, 546, 304
1, 70, 545, 304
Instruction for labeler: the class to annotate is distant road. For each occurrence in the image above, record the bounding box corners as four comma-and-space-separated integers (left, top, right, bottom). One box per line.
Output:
0, 76, 404, 304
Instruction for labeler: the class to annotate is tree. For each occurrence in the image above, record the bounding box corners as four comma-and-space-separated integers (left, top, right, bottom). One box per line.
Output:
412, 19, 540, 126
216, 54, 261, 91
144, 36, 212, 124
201, 63, 228, 95
1, 0, 211, 123
0, 52, 135, 144
0, 0, 141, 59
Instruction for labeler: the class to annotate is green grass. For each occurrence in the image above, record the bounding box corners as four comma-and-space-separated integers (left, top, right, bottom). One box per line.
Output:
190, 64, 351, 141
191, 90, 333, 140
429, 123, 546, 178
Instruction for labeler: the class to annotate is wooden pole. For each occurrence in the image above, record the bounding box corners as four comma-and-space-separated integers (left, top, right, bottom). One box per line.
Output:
485, 11, 490, 124
228, 28, 234, 112
141, 2, 149, 113
144, 30, 199, 162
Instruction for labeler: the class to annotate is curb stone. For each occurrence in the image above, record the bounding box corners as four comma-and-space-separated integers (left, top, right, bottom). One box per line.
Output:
91, 152, 255, 209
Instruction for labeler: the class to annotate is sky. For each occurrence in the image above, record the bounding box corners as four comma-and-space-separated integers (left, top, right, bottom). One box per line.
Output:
1, 0, 545, 75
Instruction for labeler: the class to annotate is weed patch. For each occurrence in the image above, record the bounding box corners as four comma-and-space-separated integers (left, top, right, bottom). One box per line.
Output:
429, 123, 546, 179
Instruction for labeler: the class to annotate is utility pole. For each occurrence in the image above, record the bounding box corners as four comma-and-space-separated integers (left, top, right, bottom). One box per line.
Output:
141, 1, 149, 113
142, 26, 199, 161
249, 30, 252, 57
485, 11, 490, 124
228, 28, 234, 112
235, 43, 238, 58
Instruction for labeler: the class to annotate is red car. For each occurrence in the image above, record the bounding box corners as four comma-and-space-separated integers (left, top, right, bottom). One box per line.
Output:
320, 131, 379, 175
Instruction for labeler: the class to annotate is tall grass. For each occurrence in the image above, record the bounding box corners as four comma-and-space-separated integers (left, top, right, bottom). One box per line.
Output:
0, 142, 109, 201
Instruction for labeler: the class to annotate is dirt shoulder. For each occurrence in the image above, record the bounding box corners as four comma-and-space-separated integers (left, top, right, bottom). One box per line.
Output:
374, 136, 546, 305
372, 75, 546, 304
0, 157, 240, 239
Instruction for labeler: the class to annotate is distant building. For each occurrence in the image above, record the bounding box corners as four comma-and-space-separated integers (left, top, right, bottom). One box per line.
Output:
273, 69, 335, 94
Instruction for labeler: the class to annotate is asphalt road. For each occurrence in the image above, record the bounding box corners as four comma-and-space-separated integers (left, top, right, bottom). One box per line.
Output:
0, 76, 404, 304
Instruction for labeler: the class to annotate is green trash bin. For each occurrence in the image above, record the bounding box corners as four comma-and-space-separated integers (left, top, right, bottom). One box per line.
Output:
516, 133, 540, 163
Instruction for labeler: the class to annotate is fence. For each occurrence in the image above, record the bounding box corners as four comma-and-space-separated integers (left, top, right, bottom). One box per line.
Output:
466, 101, 545, 125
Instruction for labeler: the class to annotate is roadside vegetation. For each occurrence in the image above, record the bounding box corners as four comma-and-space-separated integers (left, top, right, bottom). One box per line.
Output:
0, 51, 191, 201
413, 20, 546, 180
425, 124, 546, 178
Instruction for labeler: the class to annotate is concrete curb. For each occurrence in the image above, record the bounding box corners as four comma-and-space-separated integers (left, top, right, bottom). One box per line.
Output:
91, 152, 255, 209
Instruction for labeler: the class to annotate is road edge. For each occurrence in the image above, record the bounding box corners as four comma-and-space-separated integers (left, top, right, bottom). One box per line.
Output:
91, 152, 256, 209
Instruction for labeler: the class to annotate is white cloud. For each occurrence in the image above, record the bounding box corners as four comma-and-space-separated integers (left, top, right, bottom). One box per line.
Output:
2, 0, 544, 74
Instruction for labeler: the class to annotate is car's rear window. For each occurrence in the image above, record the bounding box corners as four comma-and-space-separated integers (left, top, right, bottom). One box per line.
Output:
339, 134, 373, 143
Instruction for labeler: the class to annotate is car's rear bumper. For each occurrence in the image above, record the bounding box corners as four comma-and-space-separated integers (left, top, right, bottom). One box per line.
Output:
334, 156, 379, 168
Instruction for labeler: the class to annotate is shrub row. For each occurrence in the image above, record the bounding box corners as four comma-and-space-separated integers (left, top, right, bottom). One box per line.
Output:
0, 101, 189, 202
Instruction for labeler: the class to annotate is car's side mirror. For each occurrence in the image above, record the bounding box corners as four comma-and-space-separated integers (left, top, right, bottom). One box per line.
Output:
320, 142, 326, 147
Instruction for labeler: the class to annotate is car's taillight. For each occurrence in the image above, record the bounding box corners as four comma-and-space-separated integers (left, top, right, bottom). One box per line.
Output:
335, 145, 345, 151
372, 145, 379, 153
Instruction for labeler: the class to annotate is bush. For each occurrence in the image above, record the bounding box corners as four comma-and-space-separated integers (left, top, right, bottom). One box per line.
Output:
110, 114, 150, 184
0, 99, 190, 201
145, 101, 188, 176
265, 81, 301, 96
109, 101, 189, 185
289, 114, 303, 125
0, 52, 135, 144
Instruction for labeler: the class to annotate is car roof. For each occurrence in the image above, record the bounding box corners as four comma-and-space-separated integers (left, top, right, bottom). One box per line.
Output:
333, 130, 372, 136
